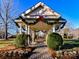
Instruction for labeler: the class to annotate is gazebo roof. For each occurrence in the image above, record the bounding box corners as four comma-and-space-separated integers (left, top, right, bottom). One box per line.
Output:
15, 2, 67, 31
21, 2, 61, 19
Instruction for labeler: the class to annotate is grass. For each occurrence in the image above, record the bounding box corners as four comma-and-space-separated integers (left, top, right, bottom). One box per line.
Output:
0, 44, 9, 48
0, 39, 14, 48
61, 39, 79, 49
63, 40, 79, 44
0, 38, 79, 49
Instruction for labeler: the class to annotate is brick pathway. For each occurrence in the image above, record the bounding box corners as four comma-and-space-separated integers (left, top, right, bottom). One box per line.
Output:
28, 43, 53, 59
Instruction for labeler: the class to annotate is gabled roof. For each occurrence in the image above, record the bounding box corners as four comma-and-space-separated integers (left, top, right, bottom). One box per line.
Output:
21, 2, 60, 19
15, 2, 67, 30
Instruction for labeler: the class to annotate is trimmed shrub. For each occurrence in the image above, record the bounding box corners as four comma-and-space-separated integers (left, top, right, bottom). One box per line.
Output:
14, 33, 28, 48
46, 32, 63, 50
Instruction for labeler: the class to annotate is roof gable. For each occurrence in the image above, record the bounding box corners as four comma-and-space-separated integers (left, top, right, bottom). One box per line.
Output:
21, 2, 60, 18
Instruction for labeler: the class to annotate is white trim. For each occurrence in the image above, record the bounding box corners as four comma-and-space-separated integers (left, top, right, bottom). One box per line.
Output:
15, 20, 21, 22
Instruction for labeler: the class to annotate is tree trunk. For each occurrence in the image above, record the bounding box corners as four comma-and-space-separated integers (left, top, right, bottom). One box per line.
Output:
5, 23, 8, 40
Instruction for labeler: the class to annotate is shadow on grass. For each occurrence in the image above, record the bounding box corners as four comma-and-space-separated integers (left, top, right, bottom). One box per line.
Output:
60, 43, 79, 49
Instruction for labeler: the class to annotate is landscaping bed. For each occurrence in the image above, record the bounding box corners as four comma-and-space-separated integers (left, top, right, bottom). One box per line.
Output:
0, 39, 35, 59
0, 44, 35, 59
55, 48, 79, 59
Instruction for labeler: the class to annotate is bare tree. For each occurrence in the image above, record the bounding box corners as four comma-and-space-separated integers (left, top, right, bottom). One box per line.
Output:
0, 0, 19, 39
62, 22, 74, 39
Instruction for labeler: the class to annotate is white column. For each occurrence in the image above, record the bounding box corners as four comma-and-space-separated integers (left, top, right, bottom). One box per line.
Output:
25, 25, 28, 34
31, 31, 36, 44
27, 25, 30, 45
28, 25, 30, 35
19, 23, 22, 34
52, 25, 56, 32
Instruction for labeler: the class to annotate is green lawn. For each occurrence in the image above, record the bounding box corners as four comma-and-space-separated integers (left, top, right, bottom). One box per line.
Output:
61, 40, 79, 49
0, 39, 79, 49
63, 40, 79, 44
0, 39, 14, 48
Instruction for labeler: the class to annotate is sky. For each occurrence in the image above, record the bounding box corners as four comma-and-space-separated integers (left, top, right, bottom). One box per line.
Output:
0, 0, 79, 34
17, 0, 79, 28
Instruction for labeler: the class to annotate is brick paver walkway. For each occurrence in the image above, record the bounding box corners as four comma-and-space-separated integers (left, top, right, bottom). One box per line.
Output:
28, 43, 53, 59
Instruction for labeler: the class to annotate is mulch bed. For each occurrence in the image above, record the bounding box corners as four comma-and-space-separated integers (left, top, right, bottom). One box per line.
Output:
0, 44, 35, 51
0, 45, 36, 59
0, 45, 16, 51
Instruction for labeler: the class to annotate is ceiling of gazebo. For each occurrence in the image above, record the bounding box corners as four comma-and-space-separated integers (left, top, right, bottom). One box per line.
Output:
29, 21, 52, 31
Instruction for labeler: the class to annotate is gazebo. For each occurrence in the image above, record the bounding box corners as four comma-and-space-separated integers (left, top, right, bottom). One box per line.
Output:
15, 2, 66, 44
